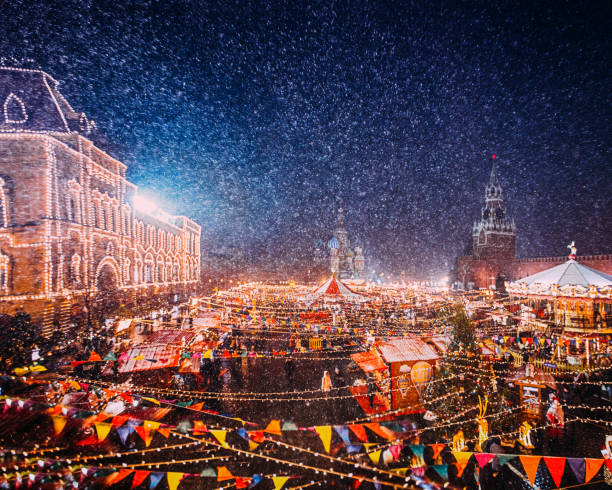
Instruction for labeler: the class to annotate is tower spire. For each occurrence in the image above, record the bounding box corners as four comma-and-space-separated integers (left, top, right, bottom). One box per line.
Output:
489, 155, 498, 186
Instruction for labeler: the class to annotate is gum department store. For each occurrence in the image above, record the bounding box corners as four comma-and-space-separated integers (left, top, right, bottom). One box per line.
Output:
0, 67, 201, 335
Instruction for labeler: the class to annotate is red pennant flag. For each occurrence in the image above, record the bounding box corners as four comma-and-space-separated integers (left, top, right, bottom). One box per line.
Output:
519, 456, 541, 485
235, 477, 251, 489
131, 470, 150, 488
111, 415, 129, 427
105, 469, 133, 486
119, 392, 133, 403
158, 427, 171, 438
475, 453, 495, 468
134, 426, 153, 447
585, 458, 603, 483
88, 352, 102, 362
190, 402, 205, 411
349, 424, 368, 442
248, 430, 265, 443
70, 361, 87, 367
430, 444, 445, 461
543, 457, 566, 488
353, 476, 365, 489
364, 423, 395, 440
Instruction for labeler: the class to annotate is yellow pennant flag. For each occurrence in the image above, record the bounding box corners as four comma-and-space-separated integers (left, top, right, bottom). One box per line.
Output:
166, 472, 184, 490
453, 452, 473, 477
203, 350, 212, 359
272, 476, 290, 490
144, 420, 161, 432
248, 440, 260, 451
52, 415, 67, 435
210, 429, 229, 448
95, 422, 112, 442
143, 397, 160, 405
368, 449, 382, 465
314, 426, 332, 453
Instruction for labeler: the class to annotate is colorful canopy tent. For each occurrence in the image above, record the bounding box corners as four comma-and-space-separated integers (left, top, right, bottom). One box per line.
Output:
300, 274, 369, 304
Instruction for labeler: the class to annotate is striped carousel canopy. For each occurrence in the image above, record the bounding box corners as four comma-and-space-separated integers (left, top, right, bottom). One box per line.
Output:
505, 259, 612, 299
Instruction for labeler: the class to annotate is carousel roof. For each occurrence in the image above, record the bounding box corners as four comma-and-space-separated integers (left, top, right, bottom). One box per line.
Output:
300, 274, 368, 304
506, 259, 612, 299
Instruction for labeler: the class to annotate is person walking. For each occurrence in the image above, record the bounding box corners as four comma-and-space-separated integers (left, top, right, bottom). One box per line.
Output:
284, 358, 295, 390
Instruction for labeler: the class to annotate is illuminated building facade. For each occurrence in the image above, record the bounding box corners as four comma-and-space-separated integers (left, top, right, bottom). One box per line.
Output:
457, 157, 612, 289
327, 208, 365, 281
0, 67, 201, 334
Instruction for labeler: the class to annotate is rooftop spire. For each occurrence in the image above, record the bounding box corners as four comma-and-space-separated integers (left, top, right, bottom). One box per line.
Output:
489, 154, 499, 186
337, 207, 344, 227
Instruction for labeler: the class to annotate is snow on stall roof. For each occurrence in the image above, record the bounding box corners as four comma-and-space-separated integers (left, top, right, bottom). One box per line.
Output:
514, 259, 612, 288
376, 338, 439, 364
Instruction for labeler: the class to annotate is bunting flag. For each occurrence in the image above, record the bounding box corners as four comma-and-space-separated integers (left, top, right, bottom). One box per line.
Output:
474, 453, 495, 468
111, 415, 129, 427
216, 466, 233, 482
248, 474, 263, 488
51, 416, 67, 436
236, 477, 251, 489
272, 476, 290, 490
348, 424, 368, 442
432, 465, 448, 480
200, 467, 216, 477
144, 420, 161, 433
585, 458, 603, 483
519, 455, 541, 485
190, 402, 205, 411
389, 445, 402, 461
368, 449, 382, 465
409, 445, 425, 461
88, 352, 102, 362
248, 430, 265, 443
95, 422, 112, 442
314, 426, 332, 453
567, 458, 585, 483
365, 423, 395, 440
543, 457, 566, 488
158, 427, 171, 438
135, 426, 153, 447
210, 429, 229, 448
143, 397, 161, 406
248, 440, 260, 451
430, 444, 445, 461
281, 421, 298, 431
352, 476, 365, 489
495, 454, 515, 467
192, 421, 207, 435
166, 472, 184, 490
105, 469, 133, 486
453, 452, 472, 478
103, 351, 117, 361
264, 420, 282, 435
130, 470, 150, 489
148, 472, 164, 489
117, 424, 135, 445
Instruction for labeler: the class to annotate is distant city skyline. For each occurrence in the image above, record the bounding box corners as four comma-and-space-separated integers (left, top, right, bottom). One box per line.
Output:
2, 1, 610, 276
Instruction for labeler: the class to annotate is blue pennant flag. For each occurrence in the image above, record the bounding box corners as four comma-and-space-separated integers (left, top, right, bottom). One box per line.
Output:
149, 472, 164, 489
117, 424, 135, 446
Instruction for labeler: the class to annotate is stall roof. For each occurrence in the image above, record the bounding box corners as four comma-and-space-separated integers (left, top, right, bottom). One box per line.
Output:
147, 330, 197, 344
376, 338, 439, 363
118, 344, 182, 373
351, 351, 387, 372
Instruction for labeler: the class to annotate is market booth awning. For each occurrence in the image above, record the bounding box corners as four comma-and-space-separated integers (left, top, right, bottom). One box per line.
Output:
118, 330, 197, 373
376, 338, 440, 363
351, 351, 387, 372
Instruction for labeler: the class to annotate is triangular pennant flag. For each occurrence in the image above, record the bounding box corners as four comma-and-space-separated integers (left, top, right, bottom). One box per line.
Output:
236, 477, 251, 489
51, 416, 67, 436
365, 423, 395, 440
314, 426, 332, 453
430, 443, 445, 461
475, 453, 495, 468
88, 351, 102, 362
200, 467, 216, 477
131, 470, 150, 488
496, 454, 515, 467
144, 420, 161, 432
264, 420, 282, 435
519, 455, 541, 485
409, 444, 425, 460
95, 422, 112, 442
389, 445, 402, 461
432, 465, 448, 480
334, 426, 352, 446
135, 426, 153, 447
248, 440, 260, 451
166, 472, 184, 490
216, 466, 233, 482
190, 402, 205, 411
585, 458, 603, 483
210, 429, 229, 448
117, 424, 135, 445
368, 449, 382, 465
347, 444, 363, 453
158, 427, 171, 438
106, 469, 133, 486
349, 424, 368, 442
453, 452, 473, 478
149, 472, 163, 489
543, 457, 566, 488
103, 351, 117, 361
567, 458, 585, 483
352, 476, 365, 489
272, 476, 290, 490
248, 474, 262, 488
248, 430, 265, 443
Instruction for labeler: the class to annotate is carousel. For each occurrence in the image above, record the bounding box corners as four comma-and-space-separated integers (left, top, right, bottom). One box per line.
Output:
300, 274, 369, 305
505, 242, 612, 366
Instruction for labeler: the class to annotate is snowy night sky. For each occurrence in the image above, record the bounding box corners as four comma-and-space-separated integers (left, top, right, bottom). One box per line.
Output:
2, 0, 611, 278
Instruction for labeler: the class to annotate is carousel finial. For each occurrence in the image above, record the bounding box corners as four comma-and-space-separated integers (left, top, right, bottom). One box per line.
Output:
567, 241, 577, 260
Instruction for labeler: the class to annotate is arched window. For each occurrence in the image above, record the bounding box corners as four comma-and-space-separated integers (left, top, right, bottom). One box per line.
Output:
91, 205, 98, 227
68, 197, 75, 221
100, 208, 106, 230
3, 93, 27, 124
124, 258, 131, 283
109, 209, 115, 232
71, 254, 82, 284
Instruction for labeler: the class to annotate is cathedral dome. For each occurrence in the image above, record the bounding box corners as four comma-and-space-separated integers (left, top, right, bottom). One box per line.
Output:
327, 236, 339, 250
